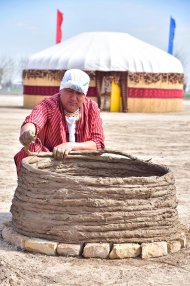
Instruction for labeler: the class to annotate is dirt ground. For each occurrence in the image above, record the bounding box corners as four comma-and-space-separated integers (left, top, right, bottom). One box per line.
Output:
0, 95, 190, 286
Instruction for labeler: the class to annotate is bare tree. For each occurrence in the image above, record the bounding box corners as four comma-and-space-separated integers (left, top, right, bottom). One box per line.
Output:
0, 56, 15, 87
15, 56, 29, 81
174, 49, 190, 91
0, 68, 3, 86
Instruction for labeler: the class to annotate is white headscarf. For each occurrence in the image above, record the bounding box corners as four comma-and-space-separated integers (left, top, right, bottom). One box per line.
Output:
60, 69, 90, 96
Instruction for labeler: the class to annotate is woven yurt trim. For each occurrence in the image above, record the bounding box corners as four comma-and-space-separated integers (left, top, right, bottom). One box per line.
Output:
23, 70, 64, 81
23, 70, 184, 85
128, 72, 184, 85
127, 98, 182, 113
22, 70, 96, 81
127, 88, 183, 99
23, 85, 58, 96
11, 152, 187, 244
1, 224, 186, 259
23, 86, 97, 97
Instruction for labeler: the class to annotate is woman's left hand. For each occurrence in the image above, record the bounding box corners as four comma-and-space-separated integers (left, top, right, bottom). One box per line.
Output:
53, 142, 73, 159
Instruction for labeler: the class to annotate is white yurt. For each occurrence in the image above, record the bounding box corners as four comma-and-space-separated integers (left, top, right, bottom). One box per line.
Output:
23, 32, 184, 112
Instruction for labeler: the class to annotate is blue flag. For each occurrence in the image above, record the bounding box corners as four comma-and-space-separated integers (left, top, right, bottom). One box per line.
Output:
167, 17, 176, 55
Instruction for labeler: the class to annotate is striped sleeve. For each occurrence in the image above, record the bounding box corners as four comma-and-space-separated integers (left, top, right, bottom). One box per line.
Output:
22, 100, 48, 134
90, 102, 105, 149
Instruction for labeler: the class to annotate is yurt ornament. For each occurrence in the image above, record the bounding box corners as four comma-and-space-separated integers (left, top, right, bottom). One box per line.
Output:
2, 150, 187, 259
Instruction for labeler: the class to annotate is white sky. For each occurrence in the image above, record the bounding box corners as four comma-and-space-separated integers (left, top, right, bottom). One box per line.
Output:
0, 0, 190, 86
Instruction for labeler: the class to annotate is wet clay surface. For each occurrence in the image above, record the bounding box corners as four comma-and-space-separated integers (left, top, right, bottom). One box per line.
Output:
0, 95, 190, 285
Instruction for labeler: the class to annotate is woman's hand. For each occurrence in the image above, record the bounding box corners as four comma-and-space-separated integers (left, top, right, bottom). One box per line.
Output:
19, 123, 36, 146
53, 142, 73, 159
19, 130, 36, 146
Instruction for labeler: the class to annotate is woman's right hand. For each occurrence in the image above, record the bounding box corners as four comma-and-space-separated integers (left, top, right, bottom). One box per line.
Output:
19, 130, 36, 146
19, 123, 36, 146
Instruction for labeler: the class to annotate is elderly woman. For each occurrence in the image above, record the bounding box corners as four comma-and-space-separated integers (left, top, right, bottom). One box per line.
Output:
15, 69, 105, 174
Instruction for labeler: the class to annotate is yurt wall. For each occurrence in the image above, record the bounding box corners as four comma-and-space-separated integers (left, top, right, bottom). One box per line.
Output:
23, 70, 98, 108
23, 69, 184, 112
127, 72, 184, 112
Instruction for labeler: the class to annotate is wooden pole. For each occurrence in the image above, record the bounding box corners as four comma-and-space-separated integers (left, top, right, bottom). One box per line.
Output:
120, 72, 128, 112
95, 71, 103, 108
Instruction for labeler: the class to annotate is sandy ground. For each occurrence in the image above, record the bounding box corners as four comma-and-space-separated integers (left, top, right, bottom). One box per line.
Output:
0, 95, 190, 286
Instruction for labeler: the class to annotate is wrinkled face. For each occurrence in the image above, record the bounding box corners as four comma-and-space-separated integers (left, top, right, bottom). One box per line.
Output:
60, 88, 86, 112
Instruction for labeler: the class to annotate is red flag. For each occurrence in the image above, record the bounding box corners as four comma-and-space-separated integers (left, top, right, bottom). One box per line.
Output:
56, 9, 63, 44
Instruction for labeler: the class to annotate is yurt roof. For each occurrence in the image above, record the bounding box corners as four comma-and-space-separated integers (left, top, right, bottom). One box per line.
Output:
27, 32, 183, 73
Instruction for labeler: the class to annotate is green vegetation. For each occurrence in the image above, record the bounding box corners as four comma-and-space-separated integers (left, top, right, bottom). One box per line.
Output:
0, 87, 22, 95
184, 92, 190, 99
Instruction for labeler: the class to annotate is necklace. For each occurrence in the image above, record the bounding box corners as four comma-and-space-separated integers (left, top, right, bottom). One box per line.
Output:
64, 109, 80, 120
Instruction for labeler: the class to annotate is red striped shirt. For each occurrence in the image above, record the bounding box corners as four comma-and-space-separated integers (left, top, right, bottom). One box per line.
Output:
14, 93, 105, 173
